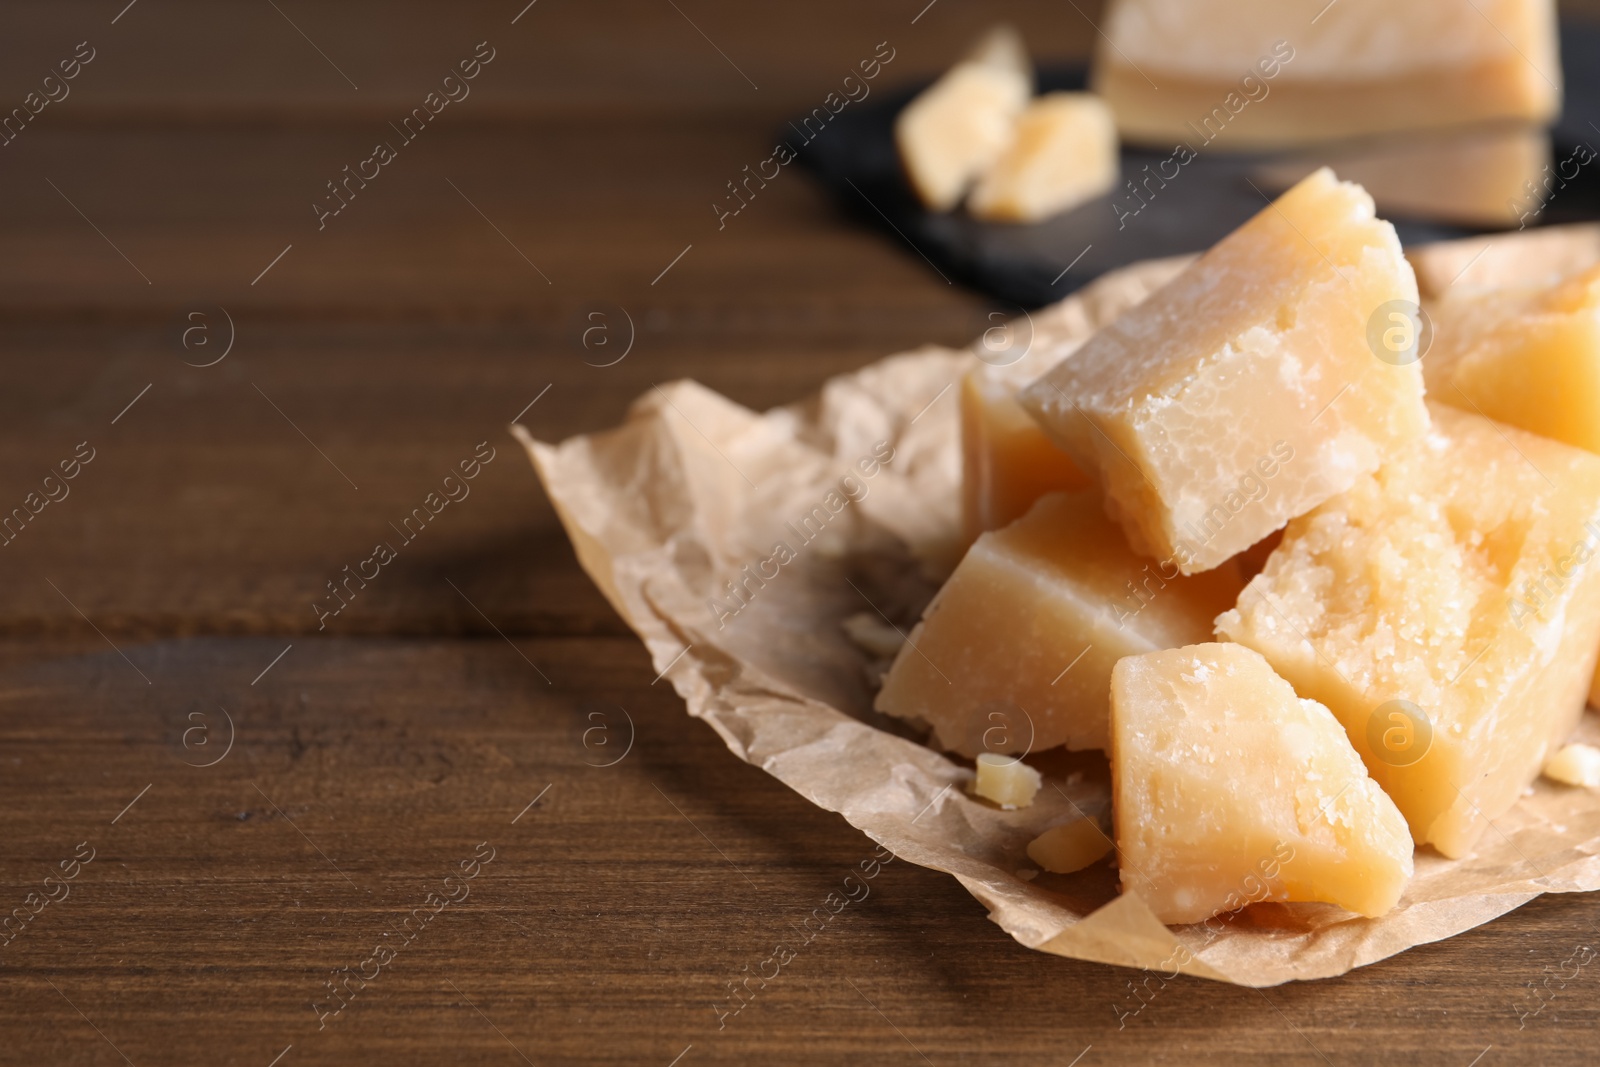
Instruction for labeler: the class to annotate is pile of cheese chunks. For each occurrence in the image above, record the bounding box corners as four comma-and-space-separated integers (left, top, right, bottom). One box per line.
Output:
875, 169, 1600, 925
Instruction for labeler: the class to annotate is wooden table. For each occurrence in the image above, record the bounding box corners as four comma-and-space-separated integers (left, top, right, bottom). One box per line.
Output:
3, 2, 1599, 1063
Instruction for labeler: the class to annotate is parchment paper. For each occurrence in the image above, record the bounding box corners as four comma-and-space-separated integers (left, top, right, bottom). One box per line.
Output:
516, 225, 1600, 987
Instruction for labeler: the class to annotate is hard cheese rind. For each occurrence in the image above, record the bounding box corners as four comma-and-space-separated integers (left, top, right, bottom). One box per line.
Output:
1217, 403, 1600, 858
1093, 0, 1561, 149
876, 490, 1243, 755
1020, 168, 1426, 574
1112, 643, 1413, 925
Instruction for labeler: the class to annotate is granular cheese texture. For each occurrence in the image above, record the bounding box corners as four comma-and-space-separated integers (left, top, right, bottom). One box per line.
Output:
1111, 643, 1412, 924
1020, 168, 1426, 573
876, 490, 1243, 755
960, 256, 1190, 547
1217, 403, 1600, 858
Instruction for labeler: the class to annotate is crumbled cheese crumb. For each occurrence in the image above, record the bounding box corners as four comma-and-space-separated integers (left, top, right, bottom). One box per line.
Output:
971, 753, 1042, 809
1543, 743, 1600, 788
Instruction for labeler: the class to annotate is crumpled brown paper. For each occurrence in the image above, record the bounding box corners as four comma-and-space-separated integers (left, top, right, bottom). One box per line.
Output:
516, 225, 1600, 987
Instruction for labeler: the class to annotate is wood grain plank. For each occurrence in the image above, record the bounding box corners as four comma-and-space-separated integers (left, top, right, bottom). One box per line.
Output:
0, 0, 1103, 121
0, 636, 1594, 1065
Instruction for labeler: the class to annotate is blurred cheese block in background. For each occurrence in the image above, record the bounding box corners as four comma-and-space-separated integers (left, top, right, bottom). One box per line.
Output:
1545, 743, 1600, 787
968, 92, 1119, 222
960, 257, 1190, 547
895, 25, 1031, 211
1425, 265, 1600, 453
1020, 169, 1426, 574
1217, 404, 1600, 858
1254, 125, 1551, 229
1409, 224, 1600, 300
875, 491, 1243, 756
1111, 643, 1413, 924
1093, 0, 1561, 149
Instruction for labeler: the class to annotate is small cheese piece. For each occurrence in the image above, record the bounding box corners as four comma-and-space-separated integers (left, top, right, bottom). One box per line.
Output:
972, 753, 1042, 809
1027, 819, 1114, 873
969, 92, 1118, 222
1112, 643, 1413, 924
1254, 125, 1552, 230
1544, 743, 1600, 788
1020, 169, 1426, 574
896, 26, 1031, 212
1425, 265, 1600, 455
1217, 404, 1600, 858
961, 256, 1191, 547
1093, 0, 1561, 149
875, 490, 1244, 755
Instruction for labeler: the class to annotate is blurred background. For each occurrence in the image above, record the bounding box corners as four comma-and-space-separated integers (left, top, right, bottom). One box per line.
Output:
1, 0, 1593, 637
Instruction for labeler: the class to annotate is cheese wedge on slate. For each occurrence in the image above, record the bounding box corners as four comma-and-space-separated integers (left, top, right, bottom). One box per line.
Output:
1217, 403, 1600, 858
1020, 168, 1426, 574
896, 25, 1031, 212
961, 256, 1190, 547
1093, 0, 1561, 149
875, 490, 1243, 755
969, 92, 1119, 222
1112, 643, 1413, 924
1254, 125, 1552, 230
1425, 265, 1600, 455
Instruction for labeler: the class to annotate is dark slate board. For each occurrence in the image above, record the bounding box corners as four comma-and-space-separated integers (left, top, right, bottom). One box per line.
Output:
793, 22, 1600, 308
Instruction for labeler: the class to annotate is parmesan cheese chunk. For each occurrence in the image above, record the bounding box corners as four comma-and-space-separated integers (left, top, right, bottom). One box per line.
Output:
969, 92, 1118, 222
1217, 404, 1600, 858
875, 490, 1243, 755
1425, 265, 1600, 455
1112, 643, 1413, 924
1093, 0, 1561, 149
961, 257, 1190, 547
972, 753, 1042, 809
1020, 169, 1426, 574
895, 26, 1031, 212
